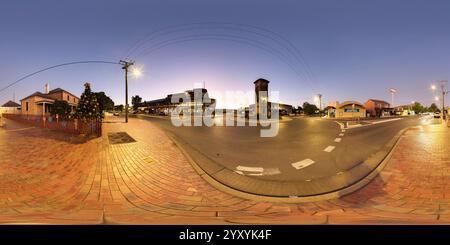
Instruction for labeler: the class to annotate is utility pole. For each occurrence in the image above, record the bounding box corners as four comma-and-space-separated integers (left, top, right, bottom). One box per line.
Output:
439, 80, 448, 122
119, 60, 134, 123
317, 94, 322, 110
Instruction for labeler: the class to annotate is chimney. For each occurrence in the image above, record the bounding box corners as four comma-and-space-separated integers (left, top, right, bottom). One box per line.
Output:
44, 83, 50, 94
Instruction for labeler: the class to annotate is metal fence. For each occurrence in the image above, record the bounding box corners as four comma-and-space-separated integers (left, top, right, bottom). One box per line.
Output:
2, 114, 102, 137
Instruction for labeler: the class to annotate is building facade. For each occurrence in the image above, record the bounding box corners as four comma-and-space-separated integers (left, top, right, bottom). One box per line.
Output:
365, 99, 392, 117
0, 100, 21, 115
20, 86, 79, 116
139, 88, 216, 115
394, 105, 415, 116
325, 101, 366, 118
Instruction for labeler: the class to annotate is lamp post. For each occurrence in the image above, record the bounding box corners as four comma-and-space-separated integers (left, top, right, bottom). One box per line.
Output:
439, 80, 449, 121
389, 88, 397, 108
431, 81, 449, 122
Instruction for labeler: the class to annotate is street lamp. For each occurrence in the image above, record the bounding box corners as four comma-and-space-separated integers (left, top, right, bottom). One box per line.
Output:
438, 80, 449, 121
131, 67, 142, 78
389, 88, 397, 107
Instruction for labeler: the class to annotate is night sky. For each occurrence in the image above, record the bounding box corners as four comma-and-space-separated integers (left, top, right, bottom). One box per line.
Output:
1, 0, 450, 108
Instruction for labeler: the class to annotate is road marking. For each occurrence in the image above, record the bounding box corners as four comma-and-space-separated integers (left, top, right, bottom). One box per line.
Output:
339, 133, 344, 136
341, 129, 346, 132
305, 179, 312, 182
247, 173, 264, 176
371, 118, 403, 124
334, 121, 345, 129
337, 171, 344, 175
324, 145, 335, 152
236, 166, 264, 172
334, 138, 342, 142
263, 168, 281, 175
291, 159, 315, 170
235, 166, 280, 176
5, 127, 35, 132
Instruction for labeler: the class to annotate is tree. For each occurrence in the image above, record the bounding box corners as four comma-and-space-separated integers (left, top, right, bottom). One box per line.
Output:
50, 100, 71, 119
94, 92, 114, 111
131, 95, 142, 110
114, 104, 124, 111
411, 102, 425, 114
75, 82, 103, 120
303, 102, 318, 115
429, 103, 440, 112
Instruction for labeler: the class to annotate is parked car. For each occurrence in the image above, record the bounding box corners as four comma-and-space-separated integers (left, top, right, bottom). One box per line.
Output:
113, 112, 120, 116
434, 112, 441, 118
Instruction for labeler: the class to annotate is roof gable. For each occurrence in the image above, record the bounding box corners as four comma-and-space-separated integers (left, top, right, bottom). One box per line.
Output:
1, 100, 20, 107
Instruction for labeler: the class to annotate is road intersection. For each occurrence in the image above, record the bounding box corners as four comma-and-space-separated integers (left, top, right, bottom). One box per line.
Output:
136, 114, 436, 196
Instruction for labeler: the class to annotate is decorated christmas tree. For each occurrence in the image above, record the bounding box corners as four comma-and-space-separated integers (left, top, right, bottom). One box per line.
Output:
75, 82, 103, 120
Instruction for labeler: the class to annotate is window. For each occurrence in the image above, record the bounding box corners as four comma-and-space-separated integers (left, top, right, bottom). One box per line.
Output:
67, 95, 70, 101
344, 108, 360, 112
26, 102, 29, 111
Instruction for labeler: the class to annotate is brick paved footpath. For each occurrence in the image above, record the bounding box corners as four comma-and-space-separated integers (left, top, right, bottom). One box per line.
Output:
0, 116, 450, 224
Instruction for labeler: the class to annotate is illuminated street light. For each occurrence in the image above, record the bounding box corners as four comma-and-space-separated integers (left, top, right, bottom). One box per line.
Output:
132, 67, 142, 78
435, 96, 439, 101
431, 84, 436, 90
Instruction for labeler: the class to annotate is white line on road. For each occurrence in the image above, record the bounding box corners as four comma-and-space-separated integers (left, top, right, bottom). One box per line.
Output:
334, 138, 342, 143
234, 170, 244, 175
334, 121, 345, 129
324, 145, 336, 152
263, 168, 281, 175
236, 166, 264, 172
291, 159, 315, 170
247, 173, 264, 176
339, 133, 344, 136
371, 118, 403, 124
5, 127, 35, 132
341, 129, 346, 132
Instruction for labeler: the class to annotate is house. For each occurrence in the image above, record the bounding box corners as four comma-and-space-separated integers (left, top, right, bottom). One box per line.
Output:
20, 85, 79, 116
324, 101, 366, 118
365, 99, 392, 117
394, 105, 415, 116
0, 100, 21, 115
140, 88, 216, 115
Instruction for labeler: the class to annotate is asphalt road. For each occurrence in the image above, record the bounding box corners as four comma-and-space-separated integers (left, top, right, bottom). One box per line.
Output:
136, 114, 437, 183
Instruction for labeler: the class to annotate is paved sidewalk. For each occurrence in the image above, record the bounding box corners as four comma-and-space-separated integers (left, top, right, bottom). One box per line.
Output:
0, 117, 449, 224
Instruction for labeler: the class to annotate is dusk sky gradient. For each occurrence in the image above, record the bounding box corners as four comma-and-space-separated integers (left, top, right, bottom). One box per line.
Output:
1, 0, 450, 108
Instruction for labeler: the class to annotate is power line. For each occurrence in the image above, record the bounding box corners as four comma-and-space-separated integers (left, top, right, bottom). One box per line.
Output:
0, 60, 120, 94
125, 22, 319, 88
